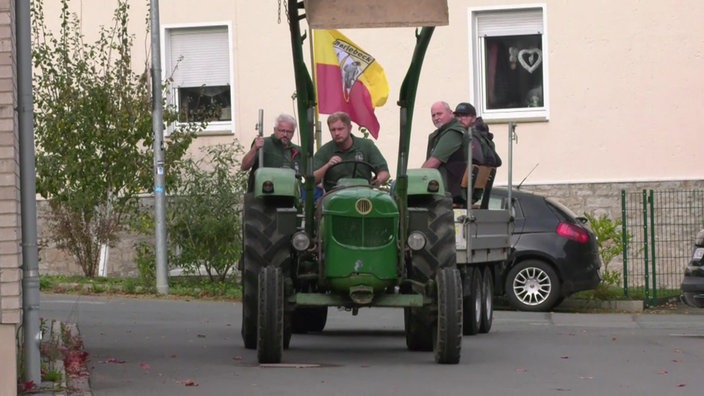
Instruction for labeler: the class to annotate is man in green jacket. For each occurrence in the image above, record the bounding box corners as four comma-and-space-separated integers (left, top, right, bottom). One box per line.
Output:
314, 111, 390, 192
422, 101, 467, 205
241, 113, 302, 191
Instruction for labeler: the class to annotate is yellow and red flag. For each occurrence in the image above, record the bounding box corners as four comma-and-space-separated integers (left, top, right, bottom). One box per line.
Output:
314, 29, 389, 139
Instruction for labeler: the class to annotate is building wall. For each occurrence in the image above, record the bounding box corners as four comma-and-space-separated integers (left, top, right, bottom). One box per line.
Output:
36, 179, 704, 277
0, 0, 20, 392
31, 1, 704, 276
42, 0, 704, 187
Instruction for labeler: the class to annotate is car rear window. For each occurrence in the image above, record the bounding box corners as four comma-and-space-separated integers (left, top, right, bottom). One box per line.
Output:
545, 197, 580, 221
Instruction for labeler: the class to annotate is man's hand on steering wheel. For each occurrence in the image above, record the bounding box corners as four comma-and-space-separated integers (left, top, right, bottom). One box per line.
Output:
324, 159, 377, 188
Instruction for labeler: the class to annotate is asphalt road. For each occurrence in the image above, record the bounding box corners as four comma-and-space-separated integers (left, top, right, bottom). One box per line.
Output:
40, 294, 704, 396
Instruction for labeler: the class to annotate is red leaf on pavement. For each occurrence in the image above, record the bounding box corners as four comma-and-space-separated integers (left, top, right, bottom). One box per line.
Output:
658, 370, 669, 375
22, 380, 36, 392
140, 362, 151, 370
182, 379, 199, 387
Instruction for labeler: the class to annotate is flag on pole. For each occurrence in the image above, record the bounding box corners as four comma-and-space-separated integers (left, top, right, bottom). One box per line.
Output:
314, 29, 389, 139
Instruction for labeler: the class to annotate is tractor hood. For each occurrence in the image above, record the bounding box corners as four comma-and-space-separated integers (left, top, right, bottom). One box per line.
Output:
321, 187, 398, 217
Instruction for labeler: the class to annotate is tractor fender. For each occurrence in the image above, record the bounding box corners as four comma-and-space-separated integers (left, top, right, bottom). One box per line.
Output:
406, 168, 446, 196
252, 167, 300, 199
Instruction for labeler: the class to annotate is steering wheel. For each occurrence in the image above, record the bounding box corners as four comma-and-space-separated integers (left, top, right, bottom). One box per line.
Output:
324, 160, 377, 188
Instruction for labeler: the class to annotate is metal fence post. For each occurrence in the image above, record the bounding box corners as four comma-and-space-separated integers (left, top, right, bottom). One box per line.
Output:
642, 189, 650, 304
648, 189, 657, 306
621, 190, 629, 297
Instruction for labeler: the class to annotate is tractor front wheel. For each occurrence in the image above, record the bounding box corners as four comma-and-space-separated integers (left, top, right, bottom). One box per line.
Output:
292, 307, 328, 333
404, 307, 433, 351
434, 267, 463, 364
257, 266, 284, 364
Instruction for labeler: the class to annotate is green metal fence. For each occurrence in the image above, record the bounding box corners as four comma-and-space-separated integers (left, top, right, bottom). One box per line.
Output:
621, 190, 704, 306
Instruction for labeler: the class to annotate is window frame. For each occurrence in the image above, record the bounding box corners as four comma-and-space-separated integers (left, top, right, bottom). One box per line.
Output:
468, 5, 549, 123
161, 22, 235, 134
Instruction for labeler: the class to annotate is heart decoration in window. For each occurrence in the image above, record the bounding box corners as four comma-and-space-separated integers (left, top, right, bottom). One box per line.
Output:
518, 48, 542, 73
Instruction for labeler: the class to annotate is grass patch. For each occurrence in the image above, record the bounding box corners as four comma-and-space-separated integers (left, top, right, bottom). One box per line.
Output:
39, 274, 242, 301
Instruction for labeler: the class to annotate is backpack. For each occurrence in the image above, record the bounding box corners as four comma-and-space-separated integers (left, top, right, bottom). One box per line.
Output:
472, 121, 502, 167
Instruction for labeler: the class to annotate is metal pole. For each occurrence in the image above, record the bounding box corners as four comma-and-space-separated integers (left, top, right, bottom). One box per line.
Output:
507, 122, 516, 213
257, 109, 264, 166
16, 0, 41, 383
150, 0, 168, 294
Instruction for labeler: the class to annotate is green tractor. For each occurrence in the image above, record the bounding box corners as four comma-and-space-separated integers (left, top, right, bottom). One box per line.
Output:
241, 0, 466, 364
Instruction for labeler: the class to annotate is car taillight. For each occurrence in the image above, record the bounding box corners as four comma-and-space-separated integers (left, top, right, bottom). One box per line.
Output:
556, 222, 589, 244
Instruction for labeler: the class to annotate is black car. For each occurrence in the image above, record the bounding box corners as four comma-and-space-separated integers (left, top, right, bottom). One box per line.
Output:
487, 187, 602, 311
681, 229, 704, 308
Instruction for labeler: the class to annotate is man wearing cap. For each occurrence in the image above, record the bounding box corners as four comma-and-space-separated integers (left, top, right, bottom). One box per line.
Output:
454, 102, 501, 167
422, 101, 467, 205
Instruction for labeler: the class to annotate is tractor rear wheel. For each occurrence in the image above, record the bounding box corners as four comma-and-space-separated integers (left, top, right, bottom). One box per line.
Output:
257, 266, 284, 364
242, 193, 293, 357
434, 267, 463, 364
408, 195, 455, 282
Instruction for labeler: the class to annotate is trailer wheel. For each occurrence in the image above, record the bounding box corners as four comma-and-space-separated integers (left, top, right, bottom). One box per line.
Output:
404, 307, 433, 351
257, 266, 284, 364
292, 307, 328, 333
434, 267, 463, 364
479, 266, 494, 333
462, 266, 482, 336
505, 259, 560, 312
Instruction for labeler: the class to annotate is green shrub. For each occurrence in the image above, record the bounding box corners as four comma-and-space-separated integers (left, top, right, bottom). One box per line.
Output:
168, 143, 249, 282
584, 212, 628, 288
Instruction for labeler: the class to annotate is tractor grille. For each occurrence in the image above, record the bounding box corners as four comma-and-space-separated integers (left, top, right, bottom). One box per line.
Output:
331, 216, 394, 247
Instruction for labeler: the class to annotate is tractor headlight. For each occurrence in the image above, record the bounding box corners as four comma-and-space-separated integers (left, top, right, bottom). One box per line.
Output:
291, 231, 310, 251
262, 180, 274, 193
407, 231, 426, 251
427, 179, 440, 193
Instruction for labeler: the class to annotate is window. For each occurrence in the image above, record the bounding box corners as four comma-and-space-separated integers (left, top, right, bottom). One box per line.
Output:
470, 7, 548, 122
164, 25, 233, 132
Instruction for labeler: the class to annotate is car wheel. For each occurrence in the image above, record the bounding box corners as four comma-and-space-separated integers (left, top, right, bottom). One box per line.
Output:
505, 260, 560, 312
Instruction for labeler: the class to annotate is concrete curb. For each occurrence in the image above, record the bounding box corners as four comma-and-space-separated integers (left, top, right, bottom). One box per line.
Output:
36, 320, 92, 396
559, 299, 644, 312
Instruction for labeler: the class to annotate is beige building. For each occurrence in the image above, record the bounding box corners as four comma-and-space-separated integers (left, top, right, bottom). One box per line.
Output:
38, 0, 704, 187
3, 0, 704, 389
33, 0, 703, 277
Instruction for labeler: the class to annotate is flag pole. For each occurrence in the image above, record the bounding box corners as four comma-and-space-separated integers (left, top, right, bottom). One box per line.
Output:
309, 29, 322, 150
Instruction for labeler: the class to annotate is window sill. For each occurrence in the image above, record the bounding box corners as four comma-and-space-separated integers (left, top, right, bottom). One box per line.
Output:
481, 109, 549, 124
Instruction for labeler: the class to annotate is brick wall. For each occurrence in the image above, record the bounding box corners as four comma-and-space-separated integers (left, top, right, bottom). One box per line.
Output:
0, 0, 20, 392
0, 0, 21, 326
36, 179, 704, 277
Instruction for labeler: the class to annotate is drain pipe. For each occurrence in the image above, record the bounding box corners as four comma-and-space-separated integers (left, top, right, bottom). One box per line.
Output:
17, 0, 41, 385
